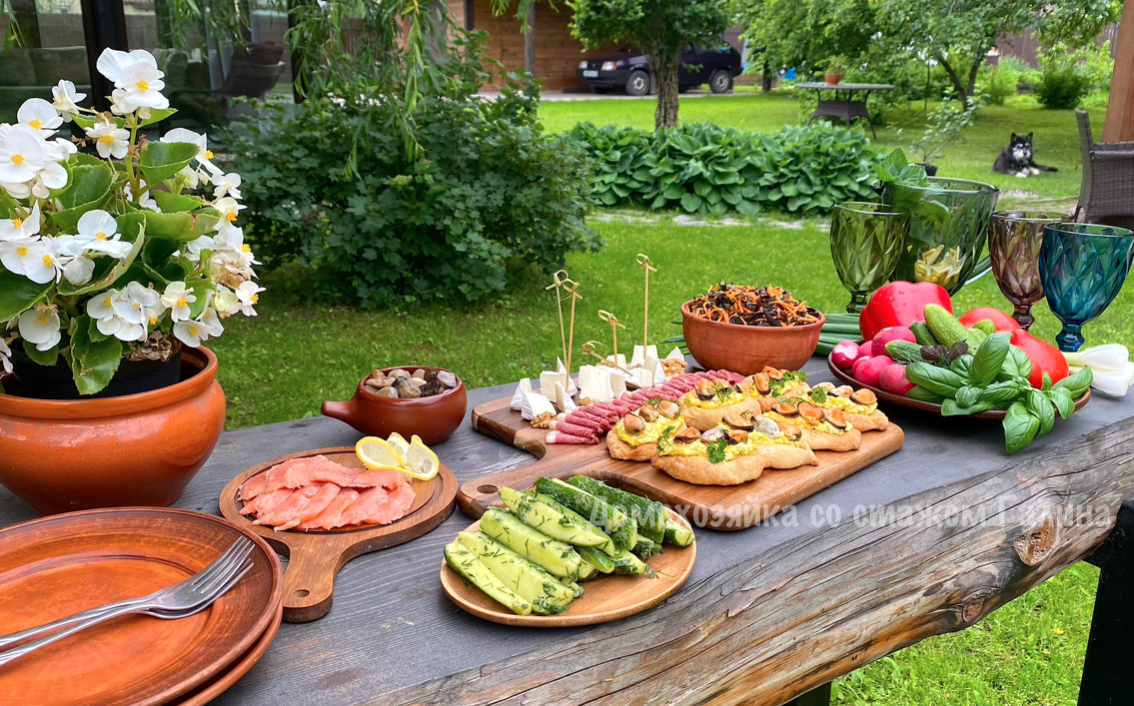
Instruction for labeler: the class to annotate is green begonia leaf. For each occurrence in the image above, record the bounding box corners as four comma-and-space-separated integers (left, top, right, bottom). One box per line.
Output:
0, 271, 53, 321
70, 315, 123, 396
139, 142, 198, 186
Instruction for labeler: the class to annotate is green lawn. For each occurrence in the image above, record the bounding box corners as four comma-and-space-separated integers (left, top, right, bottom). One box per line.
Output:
212, 92, 1125, 703
539, 92, 1100, 205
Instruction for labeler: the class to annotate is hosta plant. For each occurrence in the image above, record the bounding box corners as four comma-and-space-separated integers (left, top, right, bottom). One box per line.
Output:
0, 48, 262, 395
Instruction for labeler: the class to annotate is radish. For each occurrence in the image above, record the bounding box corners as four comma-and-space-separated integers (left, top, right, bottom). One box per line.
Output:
872, 326, 916, 351
879, 363, 916, 395
852, 355, 893, 387
831, 341, 859, 370
857, 340, 873, 360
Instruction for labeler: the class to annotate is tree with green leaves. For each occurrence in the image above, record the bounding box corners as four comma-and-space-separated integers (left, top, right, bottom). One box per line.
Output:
568, 0, 732, 129
739, 0, 878, 78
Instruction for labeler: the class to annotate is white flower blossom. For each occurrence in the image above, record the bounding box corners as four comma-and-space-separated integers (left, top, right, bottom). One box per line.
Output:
211, 172, 241, 200
55, 235, 96, 286
18, 304, 61, 351
0, 124, 46, 184
160, 281, 197, 323
174, 308, 223, 348
85, 119, 130, 160
0, 338, 11, 374
96, 48, 159, 83
113, 281, 161, 326
161, 128, 221, 175
17, 98, 63, 137
234, 280, 264, 316
0, 202, 39, 242
184, 235, 215, 263
116, 62, 169, 111
75, 209, 132, 259
0, 235, 60, 283
51, 80, 86, 121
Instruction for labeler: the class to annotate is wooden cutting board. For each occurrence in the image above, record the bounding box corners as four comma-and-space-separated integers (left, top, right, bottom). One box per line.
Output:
220, 448, 457, 622
462, 397, 905, 530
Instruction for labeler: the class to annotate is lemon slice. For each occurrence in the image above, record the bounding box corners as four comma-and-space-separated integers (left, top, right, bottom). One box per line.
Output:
386, 432, 411, 459
402, 436, 440, 481
356, 437, 404, 470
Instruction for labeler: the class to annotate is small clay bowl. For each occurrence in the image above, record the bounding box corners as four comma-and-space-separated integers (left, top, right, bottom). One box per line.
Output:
321, 367, 467, 446
681, 301, 825, 376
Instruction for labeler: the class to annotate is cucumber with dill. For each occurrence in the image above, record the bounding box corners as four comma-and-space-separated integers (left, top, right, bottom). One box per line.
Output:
567, 476, 667, 543
630, 535, 662, 560
444, 542, 533, 616
578, 546, 617, 573
534, 477, 638, 551
498, 487, 611, 550
457, 531, 575, 615
479, 507, 585, 580
664, 518, 695, 547
611, 548, 655, 577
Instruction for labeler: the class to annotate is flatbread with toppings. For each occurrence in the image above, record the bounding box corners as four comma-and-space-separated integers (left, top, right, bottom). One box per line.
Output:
717, 412, 818, 469
737, 368, 810, 412
679, 378, 761, 431
763, 400, 861, 452
789, 384, 889, 432
606, 399, 685, 461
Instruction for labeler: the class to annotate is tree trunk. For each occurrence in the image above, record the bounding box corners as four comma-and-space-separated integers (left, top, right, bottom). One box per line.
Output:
936, 53, 971, 108
648, 52, 680, 130
762, 60, 773, 93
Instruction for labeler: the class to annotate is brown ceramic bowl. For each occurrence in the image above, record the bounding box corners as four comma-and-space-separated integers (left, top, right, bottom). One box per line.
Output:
0, 348, 226, 516
322, 367, 467, 446
681, 302, 825, 376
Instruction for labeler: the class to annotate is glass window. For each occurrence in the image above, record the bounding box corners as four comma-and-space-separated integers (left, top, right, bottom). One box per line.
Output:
0, 0, 93, 124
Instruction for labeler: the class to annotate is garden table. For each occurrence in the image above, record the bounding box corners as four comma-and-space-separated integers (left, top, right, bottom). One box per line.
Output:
1, 355, 1132, 706
794, 83, 895, 139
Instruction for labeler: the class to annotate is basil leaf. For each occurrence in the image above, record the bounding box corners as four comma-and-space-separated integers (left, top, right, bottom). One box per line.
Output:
1028, 389, 1056, 437
950, 354, 974, 380
955, 385, 982, 408
1049, 386, 1076, 419
905, 386, 945, 403
979, 381, 1025, 407
942, 398, 992, 416
1041, 373, 1053, 390
1004, 402, 1040, 454
906, 362, 964, 397
1054, 367, 1094, 398
970, 332, 1011, 386
999, 346, 1033, 381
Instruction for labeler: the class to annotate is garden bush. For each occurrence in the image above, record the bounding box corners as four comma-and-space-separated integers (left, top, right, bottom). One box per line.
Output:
1036, 65, 1091, 110
978, 66, 1018, 106
231, 76, 599, 307
570, 122, 882, 216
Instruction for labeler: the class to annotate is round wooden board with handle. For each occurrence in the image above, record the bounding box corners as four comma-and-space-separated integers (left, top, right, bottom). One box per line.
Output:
220, 447, 458, 623
439, 512, 696, 627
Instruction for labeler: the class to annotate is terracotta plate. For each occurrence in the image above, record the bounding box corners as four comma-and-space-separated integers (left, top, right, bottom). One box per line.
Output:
0, 508, 283, 706
440, 512, 696, 627
219, 448, 458, 622
827, 351, 1091, 420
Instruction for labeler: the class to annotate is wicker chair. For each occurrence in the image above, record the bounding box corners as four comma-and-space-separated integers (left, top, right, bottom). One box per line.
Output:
1075, 109, 1134, 230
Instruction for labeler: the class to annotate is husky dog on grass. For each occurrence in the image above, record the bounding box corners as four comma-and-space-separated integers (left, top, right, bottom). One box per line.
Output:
993, 133, 1059, 177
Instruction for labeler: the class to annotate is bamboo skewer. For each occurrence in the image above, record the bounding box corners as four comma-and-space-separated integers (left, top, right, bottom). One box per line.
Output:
545, 270, 570, 365
636, 254, 656, 348
565, 280, 582, 376
597, 310, 627, 366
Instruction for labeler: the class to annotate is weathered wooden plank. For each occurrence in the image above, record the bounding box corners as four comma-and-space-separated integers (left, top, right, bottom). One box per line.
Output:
1104, 0, 1134, 142
0, 356, 1130, 706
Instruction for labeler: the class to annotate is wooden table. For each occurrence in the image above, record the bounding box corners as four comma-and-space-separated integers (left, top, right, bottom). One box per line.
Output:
2, 355, 1132, 706
794, 83, 895, 139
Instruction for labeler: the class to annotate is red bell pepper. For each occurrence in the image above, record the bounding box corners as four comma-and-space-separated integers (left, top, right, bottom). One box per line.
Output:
860, 282, 953, 341
959, 307, 1020, 332
1010, 329, 1069, 389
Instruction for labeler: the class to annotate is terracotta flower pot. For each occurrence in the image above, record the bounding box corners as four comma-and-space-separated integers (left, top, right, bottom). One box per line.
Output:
682, 302, 825, 376
322, 367, 467, 446
0, 347, 226, 516
825, 74, 843, 86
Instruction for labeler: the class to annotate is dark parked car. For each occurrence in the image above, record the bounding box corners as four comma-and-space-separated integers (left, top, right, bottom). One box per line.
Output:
576, 43, 743, 96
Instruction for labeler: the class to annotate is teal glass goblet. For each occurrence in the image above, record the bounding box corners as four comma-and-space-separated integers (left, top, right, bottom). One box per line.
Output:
830, 202, 909, 314
1039, 222, 1134, 352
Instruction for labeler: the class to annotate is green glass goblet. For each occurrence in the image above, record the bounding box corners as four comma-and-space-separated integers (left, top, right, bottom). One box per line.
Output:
988, 211, 1069, 330
830, 202, 909, 314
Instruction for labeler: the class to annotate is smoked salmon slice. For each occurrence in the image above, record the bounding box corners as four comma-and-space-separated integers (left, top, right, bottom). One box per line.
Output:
240, 487, 294, 516
241, 456, 404, 501
295, 488, 361, 531
275, 482, 342, 531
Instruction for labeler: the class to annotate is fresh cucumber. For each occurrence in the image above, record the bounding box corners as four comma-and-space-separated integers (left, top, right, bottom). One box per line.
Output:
664, 518, 695, 547
444, 542, 533, 616
534, 477, 637, 551
498, 487, 610, 550
612, 548, 655, 577
924, 304, 969, 347
568, 476, 667, 543
910, 321, 937, 346
973, 319, 997, 336
885, 340, 925, 364
479, 507, 585, 580
630, 536, 662, 560
578, 546, 617, 573
457, 531, 575, 615
561, 579, 584, 598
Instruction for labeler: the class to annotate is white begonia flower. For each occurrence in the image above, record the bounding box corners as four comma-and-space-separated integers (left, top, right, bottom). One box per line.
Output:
17, 98, 63, 137
85, 119, 130, 160
18, 304, 61, 351
1, 180, 31, 199
0, 236, 60, 283
208, 249, 254, 289
160, 281, 197, 323
55, 236, 96, 286
46, 137, 77, 160
75, 209, 132, 259
235, 280, 265, 316
177, 165, 199, 190
161, 128, 222, 175
114, 281, 161, 326
117, 61, 169, 111
51, 80, 86, 121
184, 234, 215, 263
211, 172, 241, 200
26, 235, 63, 283
212, 284, 239, 317
0, 124, 47, 184
0, 202, 40, 241
174, 308, 223, 348
96, 48, 159, 83
0, 338, 11, 374
86, 288, 126, 337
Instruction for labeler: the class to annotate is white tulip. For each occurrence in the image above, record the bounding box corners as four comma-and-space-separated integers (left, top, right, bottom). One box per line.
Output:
0, 202, 40, 241
211, 172, 241, 200
0, 124, 47, 183
160, 281, 197, 323
51, 80, 86, 121
85, 119, 130, 160
18, 305, 61, 351
0, 338, 11, 374
17, 98, 62, 137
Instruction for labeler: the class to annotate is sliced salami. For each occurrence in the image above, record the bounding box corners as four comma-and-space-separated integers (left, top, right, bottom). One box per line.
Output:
546, 431, 598, 445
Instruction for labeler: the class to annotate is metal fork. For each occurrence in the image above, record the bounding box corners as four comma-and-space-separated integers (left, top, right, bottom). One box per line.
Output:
0, 559, 254, 667
0, 537, 254, 650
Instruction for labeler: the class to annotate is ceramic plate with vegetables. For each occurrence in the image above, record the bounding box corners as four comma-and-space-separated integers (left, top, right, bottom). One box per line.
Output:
829, 282, 1094, 453
440, 477, 696, 627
